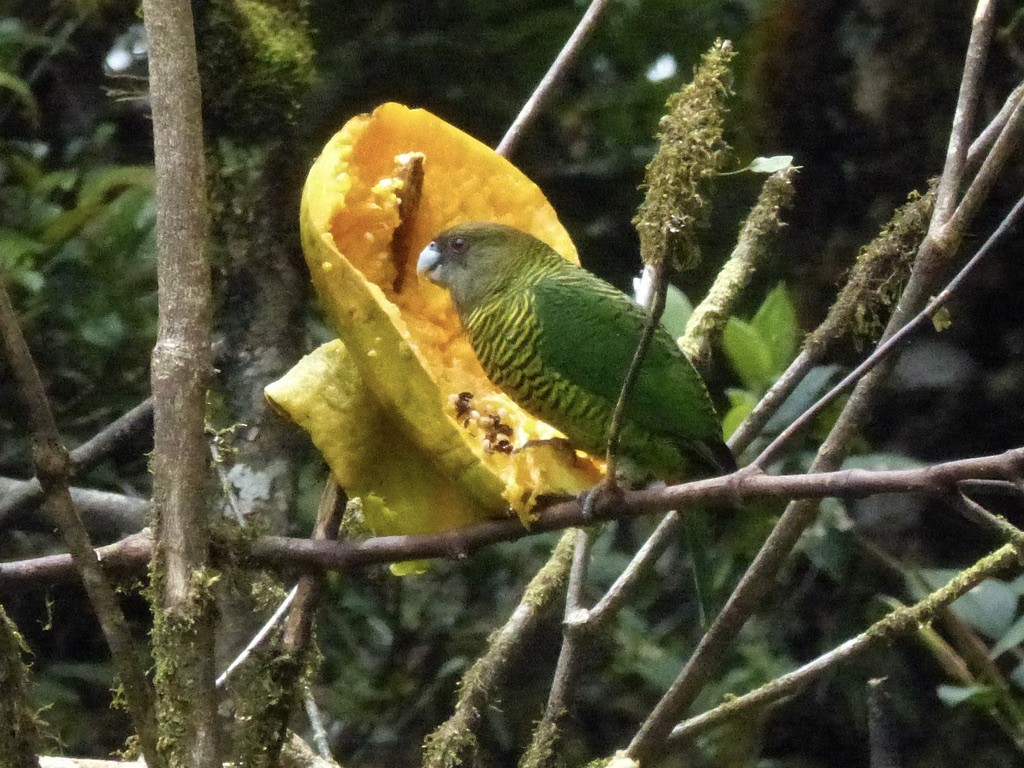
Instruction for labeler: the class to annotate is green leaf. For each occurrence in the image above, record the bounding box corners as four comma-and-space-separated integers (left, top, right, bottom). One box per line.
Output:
990, 612, 1024, 659
936, 684, 998, 709
751, 282, 798, 373
660, 283, 693, 340
723, 317, 773, 392
917, 570, 1018, 640
722, 387, 757, 438
0, 68, 40, 126
748, 155, 795, 174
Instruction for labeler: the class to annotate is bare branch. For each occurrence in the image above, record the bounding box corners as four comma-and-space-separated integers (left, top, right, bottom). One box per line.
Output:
932, 0, 997, 221
520, 527, 598, 767
496, 0, 613, 157
142, 0, 217, 762
0, 478, 148, 534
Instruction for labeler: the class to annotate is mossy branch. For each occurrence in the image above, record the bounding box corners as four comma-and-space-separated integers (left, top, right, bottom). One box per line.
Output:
142, 0, 218, 762
805, 185, 935, 356
627, 4, 1009, 761
670, 541, 1022, 743
680, 165, 797, 363
0, 604, 39, 767
633, 39, 735, 270
422, 531, 576, 768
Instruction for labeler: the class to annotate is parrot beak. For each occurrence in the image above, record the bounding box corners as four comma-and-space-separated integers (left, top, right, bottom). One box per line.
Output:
417, 242, 442, 279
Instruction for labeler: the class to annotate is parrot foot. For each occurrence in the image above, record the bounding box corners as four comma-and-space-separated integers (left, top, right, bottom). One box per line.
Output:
578, 477, 623, 520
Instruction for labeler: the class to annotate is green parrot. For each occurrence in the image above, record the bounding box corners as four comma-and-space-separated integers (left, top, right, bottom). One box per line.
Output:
416, 221, 736, 484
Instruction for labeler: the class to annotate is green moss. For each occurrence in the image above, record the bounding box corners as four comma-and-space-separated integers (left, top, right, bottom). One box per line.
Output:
423, 531, 576, 767
422, 719, 481, 768
680, 165, 797, 362
806, 184, 935, 355
0, 604, 40, 767
633, 40, 735, 269
148, 561, 220, 767
231, 643, 305, 768
518, 717, 561, 768
196, 0, 316, 138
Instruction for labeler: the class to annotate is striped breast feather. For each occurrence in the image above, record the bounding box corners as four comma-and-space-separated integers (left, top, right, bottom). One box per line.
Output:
464, 290, 612, 452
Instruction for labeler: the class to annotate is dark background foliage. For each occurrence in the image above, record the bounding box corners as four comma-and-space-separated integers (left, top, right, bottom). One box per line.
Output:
1, 0, 1024, 765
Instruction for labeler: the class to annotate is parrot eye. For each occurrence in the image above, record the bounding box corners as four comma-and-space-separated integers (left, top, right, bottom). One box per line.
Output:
449, 236, 468, 254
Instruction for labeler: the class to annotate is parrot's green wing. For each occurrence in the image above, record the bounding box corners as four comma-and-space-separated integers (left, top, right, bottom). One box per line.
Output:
530, 270, 730, 473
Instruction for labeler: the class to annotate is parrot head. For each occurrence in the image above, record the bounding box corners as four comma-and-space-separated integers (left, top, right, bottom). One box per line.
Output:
418, 222, 550, 312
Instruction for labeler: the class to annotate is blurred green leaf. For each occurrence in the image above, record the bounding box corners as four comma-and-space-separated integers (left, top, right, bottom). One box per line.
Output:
989, 613, 1024, 659
722, 387, 757, 438
662, 283, 693, 340
917, 571, 1018, 640
723, 316, 773, 392
937, 683, 999, 709
751, 282, 798, 374
0, 68, 39, 125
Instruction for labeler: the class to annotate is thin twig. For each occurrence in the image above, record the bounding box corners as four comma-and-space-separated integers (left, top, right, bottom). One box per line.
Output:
423, 531, 577, 767
0, 399, 153, 525
142, 0, 217, 762
727, 349, 816, 456
583, 510, 682, 626
954, 490, 1024, 555
216, 585, 299, 688
262, 479, 345, 766
966, 81, 1024, 175
668, 542, 1020, 743
0, 276, 162, 767
606, 260, 669, 479
943, 91, 1024, 241
933, 0, 996, 220
750, 190, 1024, 470
495, 0, 614, 157
304, 689, 332, 759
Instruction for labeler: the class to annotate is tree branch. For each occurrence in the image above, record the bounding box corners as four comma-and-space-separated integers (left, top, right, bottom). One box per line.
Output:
669, 541, 1021, 743
0, 399, 153, 526
750, 189, 1024, 470
0, 477, 148, 535
495, 0, 613, 157
423, 531, 577, 767
0, 277, 161, 765
4, 448, 1022, 590
141, 0, 217, 763
626, 6, 1010, 759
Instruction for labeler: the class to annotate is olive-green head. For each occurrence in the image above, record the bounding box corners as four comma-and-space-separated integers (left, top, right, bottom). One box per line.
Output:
417, 221, 557, 313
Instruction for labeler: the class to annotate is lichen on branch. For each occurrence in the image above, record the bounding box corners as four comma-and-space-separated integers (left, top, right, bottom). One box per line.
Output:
806, 184, 936, 355
633, 39, 735, 270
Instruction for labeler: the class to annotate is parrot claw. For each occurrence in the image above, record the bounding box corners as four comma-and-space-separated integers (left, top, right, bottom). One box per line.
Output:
578, 478, 622, 520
